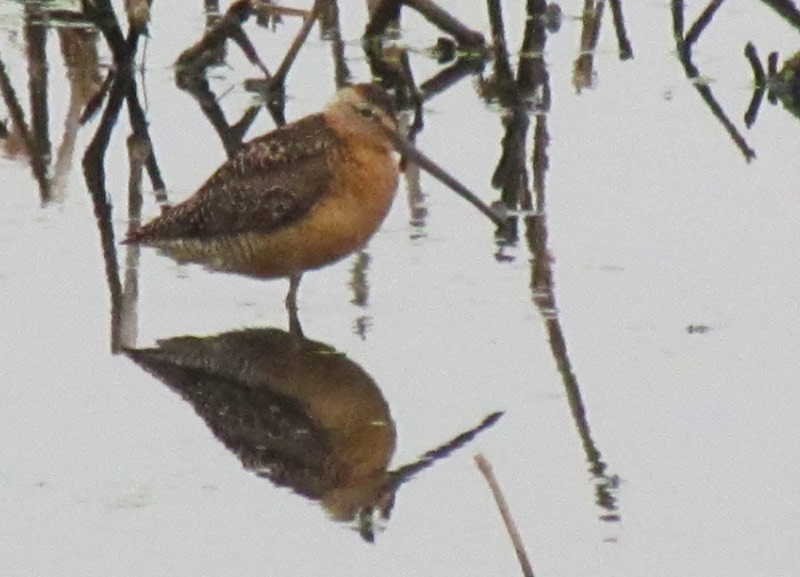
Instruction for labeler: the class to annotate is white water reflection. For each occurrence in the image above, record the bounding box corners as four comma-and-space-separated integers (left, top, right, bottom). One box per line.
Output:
2, 1, 800, 577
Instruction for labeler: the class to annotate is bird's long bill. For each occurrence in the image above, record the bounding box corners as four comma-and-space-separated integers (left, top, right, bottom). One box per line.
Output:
381, 127, 506, 227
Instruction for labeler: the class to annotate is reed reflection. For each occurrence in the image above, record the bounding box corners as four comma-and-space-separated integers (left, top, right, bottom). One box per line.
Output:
744, 44, 800, 126
0, 6, 102, 203
671, 0, 756, 161
483, 0, 621, 524
671, 0, 800, 157
125, 326, 501, 542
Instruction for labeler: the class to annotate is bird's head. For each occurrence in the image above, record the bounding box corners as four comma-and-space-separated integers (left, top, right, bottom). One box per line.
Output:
325, 83, 399, 152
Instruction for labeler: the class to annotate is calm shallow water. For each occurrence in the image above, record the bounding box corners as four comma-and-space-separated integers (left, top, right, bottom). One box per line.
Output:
2, 1, 800, 576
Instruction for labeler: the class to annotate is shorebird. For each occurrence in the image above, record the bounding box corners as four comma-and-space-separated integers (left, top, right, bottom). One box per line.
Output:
124, 83, 501, 333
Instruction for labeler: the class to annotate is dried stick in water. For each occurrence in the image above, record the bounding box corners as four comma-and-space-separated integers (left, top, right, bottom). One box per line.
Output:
475, 453, 535, 577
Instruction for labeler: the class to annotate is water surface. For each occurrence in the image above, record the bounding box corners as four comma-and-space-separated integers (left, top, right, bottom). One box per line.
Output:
1, 1, 799, 576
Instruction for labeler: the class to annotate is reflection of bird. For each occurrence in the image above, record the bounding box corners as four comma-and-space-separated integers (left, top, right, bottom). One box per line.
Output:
125, 328, 397, 539
126, 327, 504, 542
124, 84, 402, 333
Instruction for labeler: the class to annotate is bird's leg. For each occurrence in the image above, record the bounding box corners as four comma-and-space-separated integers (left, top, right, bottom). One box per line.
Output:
286, 273, 304, 337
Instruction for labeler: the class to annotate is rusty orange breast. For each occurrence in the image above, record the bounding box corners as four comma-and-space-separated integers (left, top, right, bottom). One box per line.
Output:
291, 144, 399, 270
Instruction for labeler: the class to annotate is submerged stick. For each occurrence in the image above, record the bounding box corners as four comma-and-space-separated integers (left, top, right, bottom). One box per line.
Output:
475, 454, 535, 577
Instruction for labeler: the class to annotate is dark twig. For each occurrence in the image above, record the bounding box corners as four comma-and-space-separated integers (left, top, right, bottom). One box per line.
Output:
81, 0, 130, 64
365, 0, 402, 36
80, 69, 114, 125
608, 0, 633, 59
178, 73, 262, 158
684, 0, 724, 47
743, 43, 766, 127
25, 6, 53, 203
0, 54, 50, 198
418, 56, 485, 102
475, 454, 535, 577
365, 0, 485, 47
364, 41, 420, 110
768, 51, 779, 78
767, 51, 780, 104
493, 109, 530, 211
80, 0, 151, 351
744, 42, 766, 87
759, 0, 800, 31
319, 0, 352, 88
230, 106, 262, 147
229, 21, 272, 79
744, 85, 765, 128
525, 112, 621, 521
529, 134, 622, 520
671, 0, 755, 161
176, 1, 268, 77
672, 0, 685, 38
82, 59, 127, 161
518, 2, 550, 107
405, 0, 485, 46
269, 0, 320, 90
487, 0, 517, 106
82, 69, 129, 353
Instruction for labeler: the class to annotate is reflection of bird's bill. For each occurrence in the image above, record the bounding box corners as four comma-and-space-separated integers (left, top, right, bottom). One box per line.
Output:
380, 125, 507, 227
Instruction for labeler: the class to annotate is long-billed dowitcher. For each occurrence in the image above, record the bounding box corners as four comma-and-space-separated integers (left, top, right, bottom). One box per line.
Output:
125, 83, 498, 332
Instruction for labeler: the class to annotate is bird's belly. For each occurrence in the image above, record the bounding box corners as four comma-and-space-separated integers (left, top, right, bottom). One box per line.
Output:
153, 151, 398, 279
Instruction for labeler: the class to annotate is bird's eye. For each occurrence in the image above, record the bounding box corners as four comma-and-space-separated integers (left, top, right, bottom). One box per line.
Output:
357, 106, 377, 119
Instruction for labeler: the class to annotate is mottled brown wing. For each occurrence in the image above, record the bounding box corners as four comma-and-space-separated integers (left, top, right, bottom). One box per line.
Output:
126, 114, 339, 243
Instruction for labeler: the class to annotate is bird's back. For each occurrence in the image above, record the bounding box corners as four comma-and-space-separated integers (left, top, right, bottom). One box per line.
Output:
126, 114, 339, 243
125, 87, 401, 279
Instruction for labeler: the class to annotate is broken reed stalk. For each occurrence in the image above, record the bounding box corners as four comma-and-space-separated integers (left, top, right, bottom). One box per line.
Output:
683, 0, 723, 47
404, 0, 484, 45
671, 2, 755, 161
269, 0, 320, 89
760, 0, 800, 30
608, 0, 633, 60
767, 51, 779, 78
486, 0, 514, 86
0, 56, 34, 156
365, 0, 484, 47
474, 454, 535, 577
744, 42, 766, 86
175, 0, 267, 76
742, 43, 767, 127
417, 57, 483, 101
